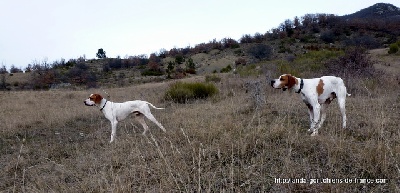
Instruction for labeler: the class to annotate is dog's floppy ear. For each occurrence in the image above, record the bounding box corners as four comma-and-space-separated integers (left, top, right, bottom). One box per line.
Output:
91, 94, 103, 104
287, 75, 297, 89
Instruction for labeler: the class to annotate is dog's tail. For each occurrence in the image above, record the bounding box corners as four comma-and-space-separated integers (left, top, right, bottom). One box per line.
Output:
146, 102, 165, 110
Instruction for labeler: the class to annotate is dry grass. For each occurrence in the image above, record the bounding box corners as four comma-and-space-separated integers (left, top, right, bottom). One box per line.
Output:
370, 48, 400, 77
1, 73, 399, 192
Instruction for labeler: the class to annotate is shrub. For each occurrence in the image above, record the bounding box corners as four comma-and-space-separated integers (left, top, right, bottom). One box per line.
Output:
247, 44, 273, 60
205, 74, 221, 83
344, 35, 380, 49
220, 65, 232, 73
236, 64, 260, 77
141, 70, 163, 76
325, 47, 375, 78
277, 61, 300, 76
388, 43, 399, 54
175, 55, 185, 64
164, 82, 218, 103
320, 30, 335, 43
185, 58, 196, 74
234, 49, 243, 56
235, 58, 247, 65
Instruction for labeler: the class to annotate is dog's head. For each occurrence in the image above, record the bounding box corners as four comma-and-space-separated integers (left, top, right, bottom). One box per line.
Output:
84, 94, 103, 106
270, 74, 298, 91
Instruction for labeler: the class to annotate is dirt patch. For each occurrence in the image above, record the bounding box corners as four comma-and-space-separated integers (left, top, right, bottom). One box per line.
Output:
370, 48, 400, 76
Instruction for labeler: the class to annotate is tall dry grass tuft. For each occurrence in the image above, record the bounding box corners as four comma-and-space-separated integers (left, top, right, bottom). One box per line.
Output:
1, 74, 399, 192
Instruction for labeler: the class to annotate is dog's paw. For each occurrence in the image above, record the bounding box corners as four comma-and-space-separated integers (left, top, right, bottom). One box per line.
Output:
310, 132, 318, 136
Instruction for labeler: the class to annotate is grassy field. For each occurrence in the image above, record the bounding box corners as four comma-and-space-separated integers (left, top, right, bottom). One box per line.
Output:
1, 70, 399, 192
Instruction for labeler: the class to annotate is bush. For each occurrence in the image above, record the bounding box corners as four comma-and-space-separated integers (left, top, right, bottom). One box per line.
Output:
220, 65, 232, 73
343, 35, 380, 49
247, 44, 273, 60
141, 69, 163, 76
235, 57, 247, 65
164, 82, 218, 103
175, 55, 185, 64
388, 43, 399, 54
325, 47, 375, 78
185, 58, 196, 74
320, 30, 335, 43
205, 74, 221, 83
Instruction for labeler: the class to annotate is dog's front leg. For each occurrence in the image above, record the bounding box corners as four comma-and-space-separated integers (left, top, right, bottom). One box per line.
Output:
310, 104, 321, 136
306, 103, 314, 133
110, 120, 118, 143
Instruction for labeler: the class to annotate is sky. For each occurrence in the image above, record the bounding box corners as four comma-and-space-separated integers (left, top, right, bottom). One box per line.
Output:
1, 0, 399, 70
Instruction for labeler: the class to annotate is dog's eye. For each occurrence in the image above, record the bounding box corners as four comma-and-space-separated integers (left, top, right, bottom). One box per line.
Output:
280, 78, 285, 81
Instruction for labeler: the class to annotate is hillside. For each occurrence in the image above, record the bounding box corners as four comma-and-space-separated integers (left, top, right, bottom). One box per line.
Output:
342, 3, 400, 20
1, 3, 400, 90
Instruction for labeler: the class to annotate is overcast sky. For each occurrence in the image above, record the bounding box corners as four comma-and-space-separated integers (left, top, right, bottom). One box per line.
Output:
1, 0, 399, 70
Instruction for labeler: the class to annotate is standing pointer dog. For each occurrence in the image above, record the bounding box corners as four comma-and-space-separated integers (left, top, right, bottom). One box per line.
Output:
84, 94, 166, 143
270, 74, 351, 136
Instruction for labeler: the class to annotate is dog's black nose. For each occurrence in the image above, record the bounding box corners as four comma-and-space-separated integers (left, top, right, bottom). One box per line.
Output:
270, 80, 275, 87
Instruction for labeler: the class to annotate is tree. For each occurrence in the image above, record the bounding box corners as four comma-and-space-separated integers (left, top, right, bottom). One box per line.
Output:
0, 73, 6, 90
175, 55, 184, 64
149, 53, 161, 64
10, 65, 23, 73
166, 61, 175, 79
283, 19, 294, 37
293, 16, 301, 29
185, 58, 196, 74
240, 34, 253, 43
0, 65, 7, 74
253, 33, 264, 43
96, 48, 107, 59
25, 64, 33, 73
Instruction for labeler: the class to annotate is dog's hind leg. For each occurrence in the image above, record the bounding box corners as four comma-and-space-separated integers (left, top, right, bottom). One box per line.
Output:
316, 104, 327, 130
134, 113, 149, 135
338, 97, 347, 129
142, 111, 166, 132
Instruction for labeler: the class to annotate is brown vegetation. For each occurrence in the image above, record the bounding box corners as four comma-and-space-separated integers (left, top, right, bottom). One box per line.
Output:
1, 71, 399, 192
1, 3, 399, 192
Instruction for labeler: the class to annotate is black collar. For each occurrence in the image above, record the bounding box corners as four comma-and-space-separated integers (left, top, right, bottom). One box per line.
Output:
296, 79, 304, 94
100, 100, 107, 111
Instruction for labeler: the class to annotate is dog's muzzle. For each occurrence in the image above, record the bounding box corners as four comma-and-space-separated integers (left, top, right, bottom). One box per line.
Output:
271, 80, 287, 91
84, 101, 94, 106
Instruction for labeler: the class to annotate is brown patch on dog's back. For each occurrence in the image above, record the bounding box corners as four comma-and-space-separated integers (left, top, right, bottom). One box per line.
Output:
316, 79, 324, 96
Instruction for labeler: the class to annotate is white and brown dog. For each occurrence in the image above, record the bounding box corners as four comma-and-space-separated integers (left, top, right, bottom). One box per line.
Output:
270, 74, 351, 136
84, 94, 166, 143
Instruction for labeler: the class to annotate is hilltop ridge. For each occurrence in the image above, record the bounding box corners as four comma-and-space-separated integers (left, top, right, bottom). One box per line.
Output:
342, 3, 400, 20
